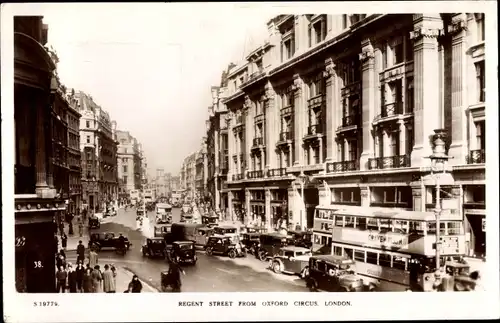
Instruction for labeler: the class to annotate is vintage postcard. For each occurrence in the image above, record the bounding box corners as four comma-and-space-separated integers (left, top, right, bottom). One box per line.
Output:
1, 1, 499, 322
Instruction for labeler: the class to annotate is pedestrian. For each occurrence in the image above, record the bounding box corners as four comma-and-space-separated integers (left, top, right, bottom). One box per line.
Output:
102, 264, 116, 293
54, 233, 59, 255
83, 267, 92, 293
78, 217, 84, 237
127, 275, 143, 293
75, 261, 85, 292
58, 221, 65, 236
111, 264, 117, 289
77, 240, 85, 264
68, 213, 74, 235
89, 248, 98, 268
61, 233, 68, 250
56, 265, 67, 293
56, 252, 66, 270
67, 263, 77, 293
91, 265, 103, 293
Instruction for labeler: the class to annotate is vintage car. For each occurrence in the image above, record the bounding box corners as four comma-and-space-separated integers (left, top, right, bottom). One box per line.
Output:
205, 236, 246, 258
142, 238, 167, 258
256, 233, 288, 261
88, 216, 100, 229
194, 227, 214, 247
306, 255, 364, 292
213, 226, 240, 243
136, 208, 145, 217
240, 232, 261, 255
168, 241, 197, 265
286, 230, 313, 249
202, 214, 218, 227
269, 246, 312, 278
88, 232, 131, 251
154, 224, 172, 238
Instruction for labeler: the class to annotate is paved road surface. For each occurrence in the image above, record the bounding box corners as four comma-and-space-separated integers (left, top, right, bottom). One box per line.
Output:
70, 207, 307, 292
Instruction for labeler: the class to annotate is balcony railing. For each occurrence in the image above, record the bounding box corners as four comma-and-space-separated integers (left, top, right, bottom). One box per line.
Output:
253, 137, 264, 146
278, 131, 293, 142
368, 154, 411, 170
247, 170, 264, 179
223, 149, 228, 155
281, 106, 293, 116
375, 102, 403, 120
307, 124, 323, 136
308, 94, 324, 109
232, 173, 244, 181
254, 114, 265, 123
342, 114, 360, 127
268, 167, 287, 177
326, 160, 360, 173
467, 149, 485, 164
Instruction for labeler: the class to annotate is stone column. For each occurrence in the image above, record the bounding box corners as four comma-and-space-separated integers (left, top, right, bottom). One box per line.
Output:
228, 191, 234, 220
35, 95, 52, 198
359, 39, 376, 170
399, 120, 407, 156
265, 188, 272, 230
236, 132, 241, 175
344, 138, 349, 161
244, 99, 252, 177
410, 15, 444, 167
263, 82, 275, 170
447, 14, 469, 165
324, 58, 337, 162
360, 186, 371, 207
382, 129, 390, 157
292, 74, 304, 165
319, 137, 323, 164
214, 129, 220, 174
245, 188, 251, 224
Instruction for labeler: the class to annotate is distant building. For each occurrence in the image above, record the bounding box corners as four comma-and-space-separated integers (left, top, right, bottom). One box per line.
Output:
77, 91, 119, 211
116, 130, 143, 197
66, 89, 82, 214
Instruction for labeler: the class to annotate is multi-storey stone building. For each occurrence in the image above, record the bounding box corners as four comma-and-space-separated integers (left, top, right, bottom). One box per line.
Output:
65, 89, 82, 214
14, 16, 64, 292
206, 86, 230, 212
116, 130, 143, 195
180, 153, 197, 199
77, 92, 119, 212
195, 142, 208, 200
209, 13, 486, 258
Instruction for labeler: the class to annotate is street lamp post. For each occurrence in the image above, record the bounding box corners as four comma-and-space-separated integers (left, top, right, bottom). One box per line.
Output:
428, 129, 451, 278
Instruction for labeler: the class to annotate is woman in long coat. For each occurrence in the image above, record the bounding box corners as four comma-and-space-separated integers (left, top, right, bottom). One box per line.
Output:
83, 268, 93, 293
91, 265, 103, 293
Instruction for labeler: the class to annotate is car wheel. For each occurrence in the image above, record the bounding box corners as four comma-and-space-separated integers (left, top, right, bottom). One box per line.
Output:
258, 251, 267, 261
142, 249, 147, 257
206, 247, 213, 256
301, 267, 309, 279
228, 249, 236, 259
272, 261, 282, 274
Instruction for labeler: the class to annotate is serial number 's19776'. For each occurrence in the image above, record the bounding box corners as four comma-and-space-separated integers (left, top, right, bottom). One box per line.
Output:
33, 301, 59, 307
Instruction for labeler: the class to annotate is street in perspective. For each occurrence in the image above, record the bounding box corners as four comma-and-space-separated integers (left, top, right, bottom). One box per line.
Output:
12, 10, 488, 294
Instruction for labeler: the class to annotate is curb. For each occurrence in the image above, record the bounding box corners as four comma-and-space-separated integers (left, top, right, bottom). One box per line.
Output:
122, 266, 160, 293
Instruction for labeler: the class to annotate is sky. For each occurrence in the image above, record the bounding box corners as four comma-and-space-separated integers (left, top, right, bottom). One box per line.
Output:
42, 4, 272, 176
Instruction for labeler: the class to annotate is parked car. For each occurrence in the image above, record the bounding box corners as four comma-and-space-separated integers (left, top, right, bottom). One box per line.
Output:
286, 230, 313, 249
256, 233, 288, 261
269, 246, 312, 278
306, 255, 364, 292
205, 236, 246, 259
88, 232, 131, 251
142, 237, 167, 258
241, 232, 261, 255
168, 241, 197, 265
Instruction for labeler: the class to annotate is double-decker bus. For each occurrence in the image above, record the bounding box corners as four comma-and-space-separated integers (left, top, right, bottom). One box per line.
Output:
315, 205, 466, 292
130, 190, 140, 204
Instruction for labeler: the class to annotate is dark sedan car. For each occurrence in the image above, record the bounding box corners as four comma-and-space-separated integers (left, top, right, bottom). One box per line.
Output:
168, 241, 197, 265
89, 232, 131, 251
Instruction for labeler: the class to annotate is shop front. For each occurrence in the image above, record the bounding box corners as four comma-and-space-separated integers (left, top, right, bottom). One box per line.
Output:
249, 189, 265, 226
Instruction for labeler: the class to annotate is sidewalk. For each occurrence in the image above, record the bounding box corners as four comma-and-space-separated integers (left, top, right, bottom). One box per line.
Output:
58, 218, 90, 252
62, 255, 158, 293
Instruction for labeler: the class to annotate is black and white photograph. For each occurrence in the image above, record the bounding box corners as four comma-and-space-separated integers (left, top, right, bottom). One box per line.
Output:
2, 2, 498, 322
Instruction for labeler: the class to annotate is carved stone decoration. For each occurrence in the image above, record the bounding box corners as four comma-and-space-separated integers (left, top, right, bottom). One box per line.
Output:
291, 74, 302, 92
358, 50, 375, 63
447, 19, 467, 36
409, 28, 444, 40
243, 95, 252, 109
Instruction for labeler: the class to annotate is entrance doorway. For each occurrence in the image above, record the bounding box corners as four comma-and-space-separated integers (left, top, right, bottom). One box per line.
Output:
466, 213, 486, 258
